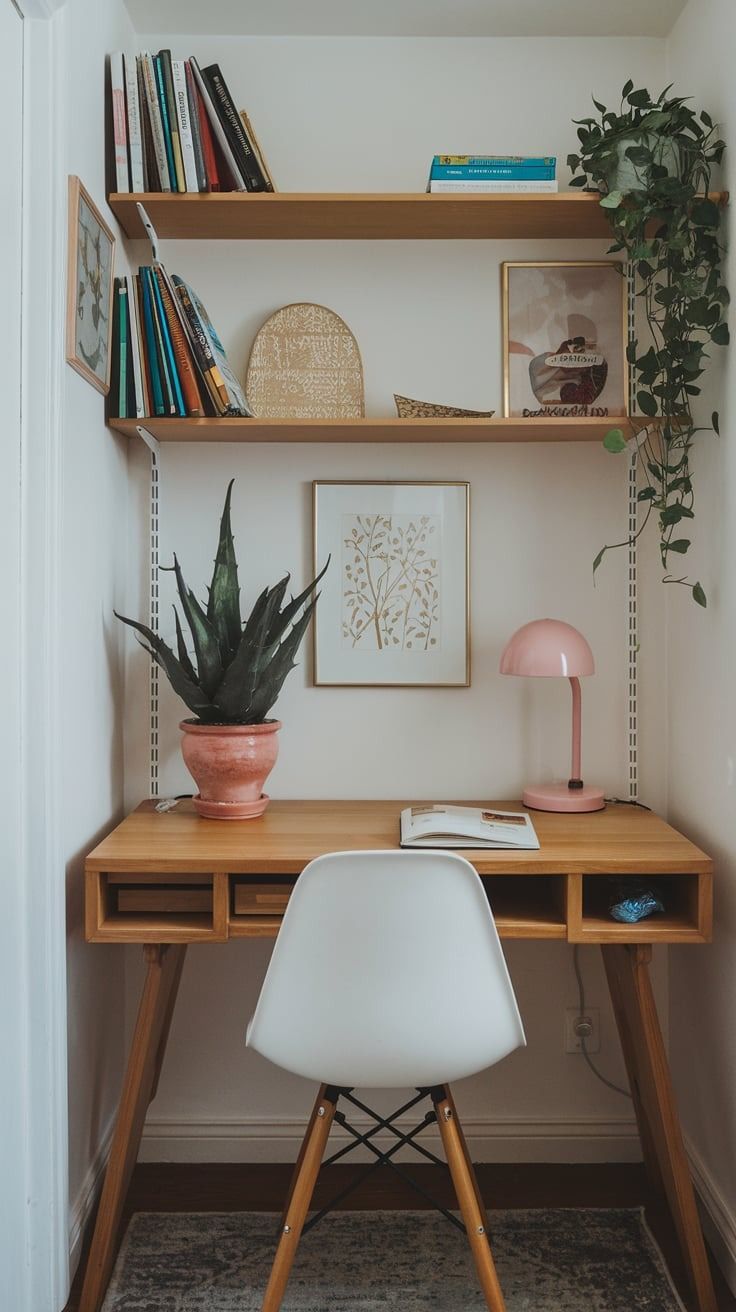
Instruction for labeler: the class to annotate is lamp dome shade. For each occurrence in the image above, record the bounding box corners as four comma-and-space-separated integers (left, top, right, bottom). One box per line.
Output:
499, 619, 595, 678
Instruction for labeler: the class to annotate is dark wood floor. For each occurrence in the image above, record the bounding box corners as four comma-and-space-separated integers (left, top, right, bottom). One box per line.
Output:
65, 1162, 735, 1311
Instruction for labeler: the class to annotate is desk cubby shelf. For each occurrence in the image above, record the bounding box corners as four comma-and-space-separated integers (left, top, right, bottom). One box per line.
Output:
110, 190, 728, 242
109, 415, 649, 445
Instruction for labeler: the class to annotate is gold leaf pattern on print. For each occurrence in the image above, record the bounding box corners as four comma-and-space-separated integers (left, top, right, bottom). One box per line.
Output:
341, 513, 441, 652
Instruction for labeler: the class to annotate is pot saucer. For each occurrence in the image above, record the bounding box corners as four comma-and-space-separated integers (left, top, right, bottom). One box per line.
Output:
192, 793, 270, 820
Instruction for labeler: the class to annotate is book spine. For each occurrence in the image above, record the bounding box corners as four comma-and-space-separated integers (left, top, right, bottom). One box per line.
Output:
158, 49, 186, 193
172, 276, 229, 412
110, 53, 130, 191
171, 59, 199, 192
154, 54, 178, 194
125, 274, 145, 417
117, 281, 129, 417
429, 179, 559, 192
431, 164, 556, 179
433, 155, 556, 167
202, 63, 266, 191
140, 268, 169, 415
136, 57, 152, 190
141, 53, 171, 191
190, 58, 245, 191
239, 109, 275, 191
132, 274, 152, 414
123, 54, 145, 192
154, 268, 204, 416
150, 266, 185, 415
109, 278, 122, 418
184, 61, 208, 192
195, 81, 220, 191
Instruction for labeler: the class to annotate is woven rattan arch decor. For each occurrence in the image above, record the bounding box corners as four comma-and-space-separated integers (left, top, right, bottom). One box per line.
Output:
245, 303, 365, 419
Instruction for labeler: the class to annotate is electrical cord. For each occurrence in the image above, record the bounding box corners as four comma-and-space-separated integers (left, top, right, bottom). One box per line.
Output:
572, 946, 631, 1099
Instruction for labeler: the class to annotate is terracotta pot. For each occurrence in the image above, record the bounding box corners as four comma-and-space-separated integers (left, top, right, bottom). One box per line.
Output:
180, 719, 281, 820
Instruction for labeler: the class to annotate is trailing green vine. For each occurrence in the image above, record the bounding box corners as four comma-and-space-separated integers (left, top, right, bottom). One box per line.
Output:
568, 81, 728, 606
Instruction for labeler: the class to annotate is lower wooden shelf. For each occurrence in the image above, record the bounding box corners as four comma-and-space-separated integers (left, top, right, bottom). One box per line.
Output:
108, 415, 647, 445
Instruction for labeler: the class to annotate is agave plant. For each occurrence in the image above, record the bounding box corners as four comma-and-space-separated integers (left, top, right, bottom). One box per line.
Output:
116, 481, 328, 724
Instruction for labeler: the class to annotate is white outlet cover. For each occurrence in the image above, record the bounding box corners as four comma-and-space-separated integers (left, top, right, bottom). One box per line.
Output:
564, 1007, 601, 1054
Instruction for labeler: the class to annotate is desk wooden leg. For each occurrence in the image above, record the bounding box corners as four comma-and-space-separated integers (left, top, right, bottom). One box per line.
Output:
602, 944, 716, 1312
79, 943, 187, 1312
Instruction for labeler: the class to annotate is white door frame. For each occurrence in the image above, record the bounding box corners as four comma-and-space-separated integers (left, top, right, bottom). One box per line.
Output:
5, 1, 69, 1307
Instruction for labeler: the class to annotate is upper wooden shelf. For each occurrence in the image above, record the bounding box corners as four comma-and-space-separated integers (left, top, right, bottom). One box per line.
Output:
108, 416, 648, 444
110, 190, 629, 241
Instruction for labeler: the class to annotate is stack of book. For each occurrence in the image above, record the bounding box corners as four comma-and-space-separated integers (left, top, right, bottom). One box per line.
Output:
427, 155, 557, 193
110, 262, 252, 419
110, 51, 275, 193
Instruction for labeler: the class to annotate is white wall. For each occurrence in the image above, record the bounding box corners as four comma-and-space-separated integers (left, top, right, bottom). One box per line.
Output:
57, 0, 142, 1277
666, 0, 736, 1289
119, 34, 670, 1164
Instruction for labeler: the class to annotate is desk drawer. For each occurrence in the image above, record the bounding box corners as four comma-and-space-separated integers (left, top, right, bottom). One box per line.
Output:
233, 882, 293, 916
117, 887, 212, 914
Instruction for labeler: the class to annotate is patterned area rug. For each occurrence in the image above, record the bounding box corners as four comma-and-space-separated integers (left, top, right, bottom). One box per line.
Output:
102, 1209, 685, 1311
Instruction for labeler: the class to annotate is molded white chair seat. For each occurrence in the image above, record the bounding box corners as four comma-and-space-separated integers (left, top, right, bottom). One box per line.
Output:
246, 849, 526, 1312
247, 849, 525, 1087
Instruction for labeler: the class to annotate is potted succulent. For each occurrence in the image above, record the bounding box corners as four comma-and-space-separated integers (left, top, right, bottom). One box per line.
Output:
568, 82, 728, 606
116, 481, 327, 818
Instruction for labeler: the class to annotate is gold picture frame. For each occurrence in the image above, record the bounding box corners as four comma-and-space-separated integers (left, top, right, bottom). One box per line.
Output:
502, 260, 628, 419
313, 480, 470, 688
66, 176, 116, 394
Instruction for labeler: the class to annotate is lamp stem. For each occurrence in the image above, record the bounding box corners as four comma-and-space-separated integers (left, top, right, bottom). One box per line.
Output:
569, 676, 582, 786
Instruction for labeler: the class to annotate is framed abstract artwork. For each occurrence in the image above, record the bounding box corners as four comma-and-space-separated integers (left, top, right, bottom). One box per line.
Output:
66, 176, 115, 394
502, 261, 627, 419
313, 481, 470, 687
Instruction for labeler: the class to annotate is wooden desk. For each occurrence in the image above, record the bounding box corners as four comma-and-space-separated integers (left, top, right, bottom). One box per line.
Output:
80, 800, 716, 1312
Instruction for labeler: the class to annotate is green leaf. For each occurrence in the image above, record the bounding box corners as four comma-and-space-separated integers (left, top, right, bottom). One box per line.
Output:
567, 153, 580, 171
173, 606, 197, 684
660, 503, 694, 526
592, 547, 606, 575
711, 322, 730, 346
712, 410, 720, 435
627, 88, 652, 107
637, 390, 658, 417
637, 487, 656, 501
666, 539, 691, 554
691, 199, 719, 227
622, 79, 634, 97
114, 611, 214, 720
169, 554, 223, 698
600, 190, 623, 209
603, 427, 626, 452
207, 479, 242, 661
592, 97, 607, 113
692, 582, 707, 608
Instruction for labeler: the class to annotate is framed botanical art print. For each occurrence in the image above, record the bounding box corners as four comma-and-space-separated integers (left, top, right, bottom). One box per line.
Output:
502, 261, 627, 419
66, 176, 115, 394
313, 481, 470, 687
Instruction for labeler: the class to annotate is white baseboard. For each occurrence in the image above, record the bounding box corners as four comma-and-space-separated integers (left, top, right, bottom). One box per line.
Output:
140, 1112, 641, 1165
68, 1117, 115, 1277
686, 1136, 736, 1297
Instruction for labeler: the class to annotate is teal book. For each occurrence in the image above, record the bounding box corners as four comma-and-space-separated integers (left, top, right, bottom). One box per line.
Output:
151, 268, 186, 415
144, 267, 176, 414
154, 55, 177, 195
140, 268, 165, 416
117, 281, 129, 419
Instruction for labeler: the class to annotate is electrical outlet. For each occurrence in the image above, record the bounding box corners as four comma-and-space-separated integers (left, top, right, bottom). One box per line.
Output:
565, 1007, 600, 1054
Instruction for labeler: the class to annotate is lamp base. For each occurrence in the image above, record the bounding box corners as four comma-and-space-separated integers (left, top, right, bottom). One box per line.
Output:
522, 782, 605, 813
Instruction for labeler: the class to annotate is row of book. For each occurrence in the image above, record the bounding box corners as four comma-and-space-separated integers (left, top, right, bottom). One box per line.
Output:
110, 50, 275, 194
427, 155, 558, 193
110, 264, 252, 419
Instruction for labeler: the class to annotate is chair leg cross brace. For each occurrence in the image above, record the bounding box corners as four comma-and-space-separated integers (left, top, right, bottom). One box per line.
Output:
260, 1084, 507, 1312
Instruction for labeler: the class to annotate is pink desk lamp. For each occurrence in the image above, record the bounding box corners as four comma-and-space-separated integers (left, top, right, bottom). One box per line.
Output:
500, 618, 605, 813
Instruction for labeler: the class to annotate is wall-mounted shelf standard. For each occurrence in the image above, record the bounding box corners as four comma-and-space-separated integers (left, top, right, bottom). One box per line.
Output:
108, 415, 649, 444
108, 190, 629, 241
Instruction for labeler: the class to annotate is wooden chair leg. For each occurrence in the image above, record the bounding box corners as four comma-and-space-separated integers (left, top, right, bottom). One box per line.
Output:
435, 1087, 507, 1312
261, 1087, 337, 1312
279, 1084, 327, 1227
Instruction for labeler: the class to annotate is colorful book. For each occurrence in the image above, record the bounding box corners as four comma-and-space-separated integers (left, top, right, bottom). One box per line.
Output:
141, 53, 170, 191
150, 266, 185, 414
430, 163, 556, 179
140, 268, 167, 415
172, 276, 251, 416
125, 274, 145, 417
117, 280, 129, 417
172, 59, 199, 191
190, 57, 246, 191
239, 110, 276, 191
158, 49, 186, 193
183, 279, 253, 416
185, 61, 208, 192
110, 53, 129, 191
432, 155, 556, 168
154, 269, 204, 415
429, 179, 559, 192
193, 70, 221, 191
124, 54, 145, 192
132, 274, 152, 414
201, 62, 266, 191
154, 54, 178, 195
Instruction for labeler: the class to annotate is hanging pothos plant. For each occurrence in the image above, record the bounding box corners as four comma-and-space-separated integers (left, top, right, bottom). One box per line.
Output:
568, 81, 728, 606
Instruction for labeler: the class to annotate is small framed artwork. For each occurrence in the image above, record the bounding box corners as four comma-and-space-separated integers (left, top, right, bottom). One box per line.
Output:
313, 480, 470, 687
66, 176, 115, 394
502, 261, 627, 418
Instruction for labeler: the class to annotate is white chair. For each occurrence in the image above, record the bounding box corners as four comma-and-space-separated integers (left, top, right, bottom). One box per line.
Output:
247, 849, 526, 1312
